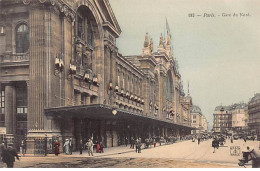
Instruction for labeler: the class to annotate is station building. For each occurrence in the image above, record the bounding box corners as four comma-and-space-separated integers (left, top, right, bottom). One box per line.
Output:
0, 0, 194, 153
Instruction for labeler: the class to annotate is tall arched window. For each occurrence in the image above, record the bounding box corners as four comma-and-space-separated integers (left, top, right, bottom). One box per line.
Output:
76, 6, 94, 47
16, 24, 29, 53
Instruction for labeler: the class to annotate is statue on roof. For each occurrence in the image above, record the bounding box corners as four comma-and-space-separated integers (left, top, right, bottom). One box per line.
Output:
167, 35, 171, 45
144, 32, 149, 48
159, 33, 164, 46
149, 38, 153, 53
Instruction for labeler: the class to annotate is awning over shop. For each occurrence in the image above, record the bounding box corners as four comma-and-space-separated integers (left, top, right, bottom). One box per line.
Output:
44, 104, 195, 130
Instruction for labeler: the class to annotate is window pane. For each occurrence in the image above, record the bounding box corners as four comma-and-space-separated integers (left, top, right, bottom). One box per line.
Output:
16, 24, 29, 53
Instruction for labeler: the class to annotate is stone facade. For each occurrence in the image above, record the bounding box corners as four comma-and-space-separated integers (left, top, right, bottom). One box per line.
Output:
190, 105, 207, 134
213, 106, 232, 133
231, 103, 248, 132
0, 0, 193, 153
248, 93, 260, 134
213, 103, 248, 134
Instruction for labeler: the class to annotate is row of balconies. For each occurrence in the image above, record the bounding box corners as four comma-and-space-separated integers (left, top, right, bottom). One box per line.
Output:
115, 92, 143, 108
248, 106, 260, 113
111, 85, 144, 105
115, 97, 144, 115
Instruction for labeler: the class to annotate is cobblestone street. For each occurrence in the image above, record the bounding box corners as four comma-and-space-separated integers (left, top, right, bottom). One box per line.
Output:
1, 139, 259, 168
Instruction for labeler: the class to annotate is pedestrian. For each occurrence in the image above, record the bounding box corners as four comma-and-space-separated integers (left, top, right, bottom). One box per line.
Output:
0, 142, 5, 162
212, 138, 217, 153
135, 138, 138, 153
145, 138, 149, 149
137, 138, 142, 153
100, 142, 104, 153
69, 138, 73, 155
79, 139, 83, 155
86, 139, 93, 156
20, 140, 26, 157
231, 136, 233, 143
2, 144, 19, 168
125, 137, 128, 147
198, 137, 200, 145
63, 139, 70, 155
96, 141, 101, 153
54, 139, 60, 156
153, 139, 156, 148
130, 137, 134, 149
243, 136, 247, 143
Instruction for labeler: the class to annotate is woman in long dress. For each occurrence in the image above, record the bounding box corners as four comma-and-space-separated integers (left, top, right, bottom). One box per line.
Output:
96, 142, 101, 153
54, 140, 60, 156
63, 139, 70, 155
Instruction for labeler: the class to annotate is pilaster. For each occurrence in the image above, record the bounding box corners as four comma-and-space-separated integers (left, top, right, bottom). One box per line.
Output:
28, 8, 46, 131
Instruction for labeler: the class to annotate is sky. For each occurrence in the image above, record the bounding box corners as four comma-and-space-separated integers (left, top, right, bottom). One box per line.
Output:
109, 0, 260, 130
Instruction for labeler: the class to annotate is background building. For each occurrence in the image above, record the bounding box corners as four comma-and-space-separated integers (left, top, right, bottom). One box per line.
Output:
191, 105, 207, 134
248, 93, 260, 135
201, 115, 208, 133
213, 103, 248, 135
231, 103, 248, 134
0, 0, 194, 153
213, 106, 232, 134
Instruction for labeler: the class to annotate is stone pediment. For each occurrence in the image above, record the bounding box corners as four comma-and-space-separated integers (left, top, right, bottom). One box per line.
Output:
95, 0, 121, 37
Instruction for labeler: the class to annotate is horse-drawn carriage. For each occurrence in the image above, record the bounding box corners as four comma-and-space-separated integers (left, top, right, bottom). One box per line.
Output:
238, 147, 260, 168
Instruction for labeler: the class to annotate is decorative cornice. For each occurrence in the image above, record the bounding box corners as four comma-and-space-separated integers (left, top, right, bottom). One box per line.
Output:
22, 0, 75, 22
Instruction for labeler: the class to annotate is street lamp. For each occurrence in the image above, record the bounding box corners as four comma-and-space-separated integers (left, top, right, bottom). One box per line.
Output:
112, 109, 117, 115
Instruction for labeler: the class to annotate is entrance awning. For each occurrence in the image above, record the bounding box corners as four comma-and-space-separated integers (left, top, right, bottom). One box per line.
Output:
44, 104, 195, 130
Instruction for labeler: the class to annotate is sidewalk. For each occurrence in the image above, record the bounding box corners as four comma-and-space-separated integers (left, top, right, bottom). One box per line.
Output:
19, 142, 174, 158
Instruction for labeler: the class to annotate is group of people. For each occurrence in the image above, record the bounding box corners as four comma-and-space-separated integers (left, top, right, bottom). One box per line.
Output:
52, 138, 104, 157
80, 139, 104, 156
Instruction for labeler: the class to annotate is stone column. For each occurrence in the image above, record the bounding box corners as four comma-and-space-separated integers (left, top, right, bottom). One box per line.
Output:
5, 84, 16, 135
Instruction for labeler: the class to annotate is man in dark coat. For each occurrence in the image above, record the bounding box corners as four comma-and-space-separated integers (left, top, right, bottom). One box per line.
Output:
79, 139, 84, 155
2, 145, 19, 168
130, 137, 134, 149
69, 138, 73, 155
0, 142, 5, 162
100, 142, 104, 153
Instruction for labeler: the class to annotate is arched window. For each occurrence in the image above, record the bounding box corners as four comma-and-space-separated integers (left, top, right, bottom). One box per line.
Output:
16, 24, 29, 53
76, 6, 94, 46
